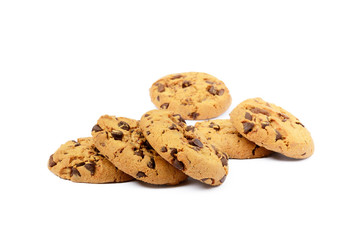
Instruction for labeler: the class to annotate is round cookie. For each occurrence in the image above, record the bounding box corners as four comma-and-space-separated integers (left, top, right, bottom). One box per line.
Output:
48, 137, 134, 183
230, 98, 314, 159
150, 72, 232, 120
91, 115, 187, 185
139, 109, 229, 186
195, 119, 272, 159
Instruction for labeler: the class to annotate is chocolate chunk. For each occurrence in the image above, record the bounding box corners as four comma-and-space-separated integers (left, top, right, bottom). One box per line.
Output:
250, 107, 270, 116
95, 153, 105, 158
201, 178, 215, 184
207, 85, 217, 95
261, 122, 270, 129
136, 171, 147, 178
205, 80, 215, 84
171, 74, 182, 79
146, 131, 151, 135
84, 162, 96, 176
252, 145, 260, 155
182, 81, 191, 88
217, 89, 225, 96
134, 149, 144, 158
209, 122, 220, 131
237, 133, 243, 138
144, 114, 150, 117
188, 139, 203, 148
70, 167, 81, 177
275, 130, 283, 141
48, 154, 56, 167
169, 124, 178, 130
172, 159, 184, 170
296, 122, 305, 127
147, 157, 155, 169
160, 103, 169, 109
213, 125, 220, 131
185, 135, 194, 141
172, 114, 186, 124
185, 126, 195, 132
278, 113, 289, 122
170, 148, 178, 158
157, 83, 165, 92
219, 175, 227, 183
160, 146, 167, 152
92, 124, 102, 132
245, 112, 252, 121
156, 96, 160, 101
118, 121, 130, 131
72, 140, 80, 147
188, 112, 200, 120
111, 131, 124, 141
191, 146, 201, 152
220, 156, 228, 166
242, 122, 254, 134
76, 162, 85, 167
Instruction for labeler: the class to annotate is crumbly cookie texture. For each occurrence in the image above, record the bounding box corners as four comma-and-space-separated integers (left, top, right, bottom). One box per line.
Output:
91, 115, 187, 185
195, 119, 272, 159
230, 98, 314, 159
150, 72, 232, 120
139, 109, 229, 186
48, 137, 134, 183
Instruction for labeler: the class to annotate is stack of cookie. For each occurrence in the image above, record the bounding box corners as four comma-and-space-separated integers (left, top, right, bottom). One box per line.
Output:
48, 72, 314, 186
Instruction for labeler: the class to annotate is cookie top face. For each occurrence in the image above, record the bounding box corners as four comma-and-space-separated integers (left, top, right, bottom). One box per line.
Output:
195, 119, 272, 159
149, 72, 232, 120
91, 115, 187, 185
230, 98, 314, 159
48, 137, 134, 183
139, 110, 229, 186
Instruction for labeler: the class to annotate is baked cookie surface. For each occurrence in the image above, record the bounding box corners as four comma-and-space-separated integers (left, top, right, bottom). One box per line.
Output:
91, 115, 187, 185
195, 119, 272, 159
230, 98, 314, 159
48, 137, 133, 183
150, 72, 232, 120
139, 110, 229, 186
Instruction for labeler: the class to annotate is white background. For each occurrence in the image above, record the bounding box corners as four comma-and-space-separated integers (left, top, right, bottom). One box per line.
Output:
1, 1, 359, 239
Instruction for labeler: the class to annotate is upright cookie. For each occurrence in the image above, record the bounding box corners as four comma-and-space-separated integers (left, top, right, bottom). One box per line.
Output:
140, 110, 229, 186
91, 115, 187, 185
195, 119, 272, 159
150, 72, 232, 120
48, 137, 133, 183
230, 98, 314, 159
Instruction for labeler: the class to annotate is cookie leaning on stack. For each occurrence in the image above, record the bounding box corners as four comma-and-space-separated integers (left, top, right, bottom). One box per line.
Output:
139, 110, 229, 186
195, 119, 272, 159
230, 98, 314, 159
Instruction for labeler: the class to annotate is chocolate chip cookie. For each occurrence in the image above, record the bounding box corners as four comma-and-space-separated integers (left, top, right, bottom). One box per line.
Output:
139, 110, 229, 186
150, 72, 232, 120
48, 137, 134, 183
230, 98, 314, 159
195, 119, 272, 159
91, 115, 187, 185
